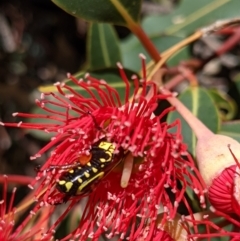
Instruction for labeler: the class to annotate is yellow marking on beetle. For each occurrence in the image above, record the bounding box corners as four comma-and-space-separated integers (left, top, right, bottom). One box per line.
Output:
105, 151, 113, 162
87, 162, 92, 166
58, 180, 66, 185
92, 167, 98, 173
78, 178, 83, 183
99, 142, 115, 152
65, 182, 73, 192
69, 169, 74, 173
77, 166, 82, 170
84, 172, 90, 178
77, 172, 105, 194
101, 164, 105, 168
105, 151, 112, 156
100, 158, 106, 163
109, 147, 115, 152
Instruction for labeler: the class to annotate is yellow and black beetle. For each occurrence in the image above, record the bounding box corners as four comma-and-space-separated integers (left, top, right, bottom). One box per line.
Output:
57, 140, 121, 195
41, 139, 124, 203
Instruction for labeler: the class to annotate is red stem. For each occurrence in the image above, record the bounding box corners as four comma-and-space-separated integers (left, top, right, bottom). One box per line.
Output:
0, 174, 34, 185
217, 27, 240, 55
164, 74, 185, 90
130, 23, 161, 62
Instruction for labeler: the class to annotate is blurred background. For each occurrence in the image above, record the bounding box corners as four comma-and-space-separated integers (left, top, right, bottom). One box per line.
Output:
0, 0, 89, 204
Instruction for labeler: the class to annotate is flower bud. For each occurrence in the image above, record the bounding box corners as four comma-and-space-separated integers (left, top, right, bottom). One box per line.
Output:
196, 134, 240, 214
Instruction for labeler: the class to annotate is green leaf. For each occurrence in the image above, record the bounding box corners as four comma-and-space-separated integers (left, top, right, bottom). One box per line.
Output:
167, 46, 189, 67
208, 89, 237, 121
218, 121, 240, 142
51, 0, 142, 25
167, 87, 220, 156
143, 0, 240, 37
121, 0, 239, 71
87, 23, 121, 70
121, 35, 184, 72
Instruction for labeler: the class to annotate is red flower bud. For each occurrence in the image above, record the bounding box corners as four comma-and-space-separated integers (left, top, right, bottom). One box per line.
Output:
196, 134, 240, 214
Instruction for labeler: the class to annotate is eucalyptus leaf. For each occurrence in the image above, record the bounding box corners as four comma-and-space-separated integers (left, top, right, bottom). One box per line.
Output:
166, 46, 190, 67
87, 23, 121, 70
143, 0, 240, 37
51, 0, 142, 25
208, 89, 237, 121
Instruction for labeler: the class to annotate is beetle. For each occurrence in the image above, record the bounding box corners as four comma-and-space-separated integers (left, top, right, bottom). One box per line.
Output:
38, 139, 124, 204
56, 140, 122, 196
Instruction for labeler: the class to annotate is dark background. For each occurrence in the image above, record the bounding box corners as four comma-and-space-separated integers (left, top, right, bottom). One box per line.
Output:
0, 0, 88, 202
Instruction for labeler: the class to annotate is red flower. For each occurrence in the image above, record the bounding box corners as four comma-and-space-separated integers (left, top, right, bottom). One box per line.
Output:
184, 207, 240, 240
0, 176, 17, 241
1, 56, 206, 240
0, 175, 53, 241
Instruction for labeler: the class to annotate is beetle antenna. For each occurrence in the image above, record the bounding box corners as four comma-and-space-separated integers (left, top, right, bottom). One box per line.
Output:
86, 111, 103, 131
